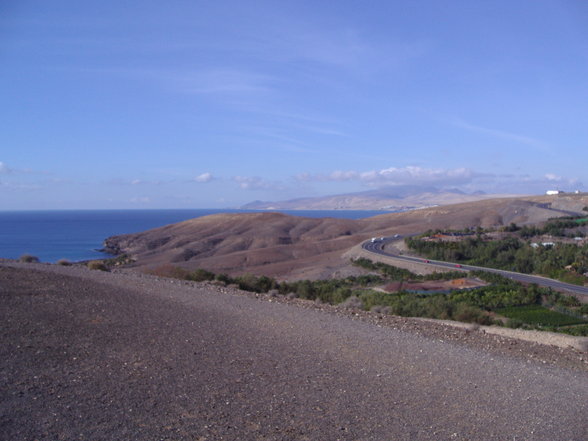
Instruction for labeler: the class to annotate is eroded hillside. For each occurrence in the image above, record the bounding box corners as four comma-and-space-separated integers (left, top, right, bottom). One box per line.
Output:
104, 194, 588, 279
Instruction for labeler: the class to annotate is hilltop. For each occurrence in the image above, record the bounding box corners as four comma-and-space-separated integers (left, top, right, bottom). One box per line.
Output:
104, 194, 588, 279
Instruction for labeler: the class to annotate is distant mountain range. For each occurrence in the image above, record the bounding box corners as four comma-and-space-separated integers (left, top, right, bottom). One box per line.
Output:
241, 186, 519, 211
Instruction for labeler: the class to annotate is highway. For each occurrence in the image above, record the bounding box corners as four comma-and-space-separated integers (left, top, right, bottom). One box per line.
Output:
362, 236, 588, 299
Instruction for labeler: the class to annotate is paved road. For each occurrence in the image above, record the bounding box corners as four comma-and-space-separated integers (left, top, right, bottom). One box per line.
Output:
1, 264, 587, 440
362, 237, 588, 299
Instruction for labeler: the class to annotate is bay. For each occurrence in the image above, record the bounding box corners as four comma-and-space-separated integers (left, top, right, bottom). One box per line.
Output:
0, 209, 391, 263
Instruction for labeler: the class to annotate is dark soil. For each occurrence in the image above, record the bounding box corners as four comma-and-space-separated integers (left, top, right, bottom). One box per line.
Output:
1, 263, 587, 440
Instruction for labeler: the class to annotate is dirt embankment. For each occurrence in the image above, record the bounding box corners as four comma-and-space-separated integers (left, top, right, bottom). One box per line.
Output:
1, 262, 587, 441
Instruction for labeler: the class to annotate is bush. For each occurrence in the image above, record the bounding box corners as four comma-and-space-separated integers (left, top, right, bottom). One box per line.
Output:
506, 318, 524, 329
57, 259, 71, 266
146, 264, 193, 279
559, 325, 588, 337
189, 268, 215, 282
453, 303, 492, 325
215, 273, 232, 284
19, 254, 39, 263
340, 295, 363, 310
87, 260, 108, 271
371, 305, 391, 314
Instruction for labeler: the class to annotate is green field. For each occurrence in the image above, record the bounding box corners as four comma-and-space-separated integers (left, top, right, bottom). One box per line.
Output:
496, 305, 587, 326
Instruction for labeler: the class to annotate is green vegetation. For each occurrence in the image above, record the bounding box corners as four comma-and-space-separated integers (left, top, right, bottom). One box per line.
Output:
405, 230, 588, 284
496, 305, 587, 327
352, 257, 464, 281
559, 324, 588, 337
57, 259, 72, 266
518, 216, 587, 238
144, 259, 588, 334
102, 254, 135, 267
87, 260, 108, 271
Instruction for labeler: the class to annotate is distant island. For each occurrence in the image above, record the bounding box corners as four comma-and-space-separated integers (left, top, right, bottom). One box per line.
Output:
241, 185, 521, 211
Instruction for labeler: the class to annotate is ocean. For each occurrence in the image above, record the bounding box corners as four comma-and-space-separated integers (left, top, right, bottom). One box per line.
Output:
0, 209, 390, 263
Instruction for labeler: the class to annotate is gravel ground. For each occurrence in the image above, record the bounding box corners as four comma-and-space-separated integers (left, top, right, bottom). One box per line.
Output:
1, 262, 587, 441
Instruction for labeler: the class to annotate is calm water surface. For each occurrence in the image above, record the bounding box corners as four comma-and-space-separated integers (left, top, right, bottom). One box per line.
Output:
0, 209, 390, 263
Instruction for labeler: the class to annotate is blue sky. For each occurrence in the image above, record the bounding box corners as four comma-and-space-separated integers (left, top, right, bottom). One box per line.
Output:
1, 0, 587, 209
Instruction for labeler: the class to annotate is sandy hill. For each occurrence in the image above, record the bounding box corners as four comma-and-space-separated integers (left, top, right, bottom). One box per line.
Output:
104, 194, 588, 279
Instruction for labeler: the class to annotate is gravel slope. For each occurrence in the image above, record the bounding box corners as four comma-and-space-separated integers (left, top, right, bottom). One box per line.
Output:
1, 263, 587, 441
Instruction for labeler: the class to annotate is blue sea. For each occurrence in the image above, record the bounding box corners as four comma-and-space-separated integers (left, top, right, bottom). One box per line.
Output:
0, 209, 390, 263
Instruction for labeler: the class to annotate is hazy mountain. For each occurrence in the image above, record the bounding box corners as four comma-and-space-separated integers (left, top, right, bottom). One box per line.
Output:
241, 186, 511, 211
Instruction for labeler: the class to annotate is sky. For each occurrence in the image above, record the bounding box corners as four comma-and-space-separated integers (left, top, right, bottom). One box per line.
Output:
1, 0, 588, 209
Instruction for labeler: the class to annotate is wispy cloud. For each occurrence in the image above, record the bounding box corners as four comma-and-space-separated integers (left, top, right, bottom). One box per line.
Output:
0, 162, 12, 174
106, 178, 166, 186
296, 166, 487, 188
194, 172, 213, 183
0, 180, 42, 191
233, 176, 285, 191
449, 118, 549, 151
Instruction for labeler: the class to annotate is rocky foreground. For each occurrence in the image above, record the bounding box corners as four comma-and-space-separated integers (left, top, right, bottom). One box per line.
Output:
1, 262, 587, 440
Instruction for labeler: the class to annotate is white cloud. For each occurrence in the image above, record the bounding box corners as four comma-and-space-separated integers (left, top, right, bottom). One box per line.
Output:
296, 166, 484, 188
331, 170, 360, 181
194, 172, 213, 183
545, 173, 561, 181
107, 178, 165, 186
234, 176, 267, 190
233, 176, 283, 191
361, 166, 480, 186
0, 162, 11, 174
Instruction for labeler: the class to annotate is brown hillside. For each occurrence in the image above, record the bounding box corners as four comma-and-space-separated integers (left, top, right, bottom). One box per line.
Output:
104, 194, 588, 279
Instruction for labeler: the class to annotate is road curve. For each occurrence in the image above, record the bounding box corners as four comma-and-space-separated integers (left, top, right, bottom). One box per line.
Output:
362, 237, 588, 299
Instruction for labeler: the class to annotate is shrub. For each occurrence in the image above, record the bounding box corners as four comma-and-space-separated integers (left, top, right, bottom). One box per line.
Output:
506, 318, 524, 329
87, 260, 108, 271
147, 264, 190, 279
189, 268, 215, 282
340, 295, 363, 310
215, 273, 232, 284
57, 259, 71, 266
559, 325, 588, 337
19, 254, 39, 263
371, 305, 391, 315
453, 303, 492, 325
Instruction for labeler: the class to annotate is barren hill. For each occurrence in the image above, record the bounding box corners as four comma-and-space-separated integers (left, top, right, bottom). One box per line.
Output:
104, 194, 588, 279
